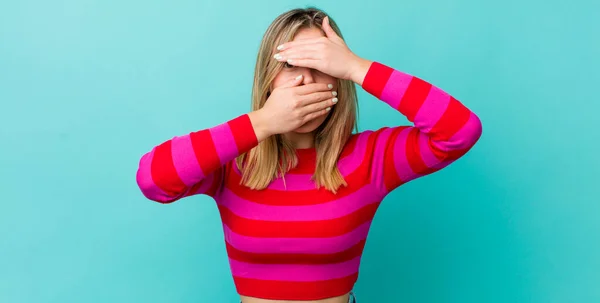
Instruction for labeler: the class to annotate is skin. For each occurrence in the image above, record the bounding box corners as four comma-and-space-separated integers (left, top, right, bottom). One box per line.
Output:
269, 27, 338, 148
249, 16, 372, 150
243, 16, 372, 303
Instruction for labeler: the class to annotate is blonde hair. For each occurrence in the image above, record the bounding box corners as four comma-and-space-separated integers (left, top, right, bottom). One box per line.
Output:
234, 7, 360, 194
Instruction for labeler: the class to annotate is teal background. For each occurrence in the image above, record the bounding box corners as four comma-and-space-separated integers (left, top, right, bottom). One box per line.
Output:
1, 0, 598, 302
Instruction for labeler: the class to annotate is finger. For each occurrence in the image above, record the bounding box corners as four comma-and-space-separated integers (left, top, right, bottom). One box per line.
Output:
277, 37, 326, 51
280, 44, 322, 56
298, 90, 338, 106
294, 83, 333, 95
322, 16, 341, 40
285, 58, 320, 70
273, 49, 320, 64
277, 47, 321, 62
302, 104, 332, 121
279, 74, 304, 89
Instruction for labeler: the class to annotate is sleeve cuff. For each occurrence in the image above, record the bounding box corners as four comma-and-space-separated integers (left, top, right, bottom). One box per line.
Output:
228, 113, 259, 154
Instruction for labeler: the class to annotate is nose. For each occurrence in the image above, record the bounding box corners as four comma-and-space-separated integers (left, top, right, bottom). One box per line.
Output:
297, 67, 316, 84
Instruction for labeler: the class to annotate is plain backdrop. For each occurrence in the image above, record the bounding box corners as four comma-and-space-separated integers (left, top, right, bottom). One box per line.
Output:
1, 0, 598, 302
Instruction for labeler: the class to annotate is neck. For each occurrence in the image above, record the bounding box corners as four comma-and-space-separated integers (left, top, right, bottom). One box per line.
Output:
283, 131, 316, 149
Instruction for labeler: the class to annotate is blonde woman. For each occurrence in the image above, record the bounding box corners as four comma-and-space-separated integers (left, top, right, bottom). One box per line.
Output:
136, 7, 482, 303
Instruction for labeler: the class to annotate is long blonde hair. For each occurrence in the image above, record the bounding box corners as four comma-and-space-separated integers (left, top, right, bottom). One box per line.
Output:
234, 7, 359, 194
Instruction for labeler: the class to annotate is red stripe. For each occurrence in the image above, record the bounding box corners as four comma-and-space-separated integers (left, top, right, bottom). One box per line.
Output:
286, 133, 361, 175
206, 167, 223, 196
229, 114, 258, 153
183, 179, 206, 197
429, 96, 471, 159
190, 129, 220, 175
382, 127, 409, 191
406, 128, 439, 175
361, 62, 393, 98
151, 141, 186, 199
340, 133, 359, 159
399, 77, 432, 121
226, 147, 373, 206
226, 167, 368, 205
226, 240, 366, 264
218, 202, 379, 238
233, 273, 358, 301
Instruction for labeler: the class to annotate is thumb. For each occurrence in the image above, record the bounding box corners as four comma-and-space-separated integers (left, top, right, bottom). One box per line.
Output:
322, 16, 339, 40
280, 74, 304, 88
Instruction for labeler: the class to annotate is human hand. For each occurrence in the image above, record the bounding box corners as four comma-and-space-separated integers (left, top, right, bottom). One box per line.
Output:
272, 16, 372, 84
255, 74, 338, 136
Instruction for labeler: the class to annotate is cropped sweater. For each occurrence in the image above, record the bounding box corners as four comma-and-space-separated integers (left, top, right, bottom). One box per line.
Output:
136, 61, 482, 300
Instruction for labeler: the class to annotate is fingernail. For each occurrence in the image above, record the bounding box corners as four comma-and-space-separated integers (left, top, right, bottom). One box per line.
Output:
287, 59, 294, 63
274, 53, 282, 60
332, 91, 337, 96
328, 84, 333, 89
326, 107, 331, 111
277, 44, 284, 51
332, 98, 338, 103
295, 75, 303, 80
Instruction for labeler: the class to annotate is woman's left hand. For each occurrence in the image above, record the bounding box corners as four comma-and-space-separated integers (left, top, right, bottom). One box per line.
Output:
273, 16, 372, 84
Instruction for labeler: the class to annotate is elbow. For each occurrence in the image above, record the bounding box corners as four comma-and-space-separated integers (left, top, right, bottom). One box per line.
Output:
453, 112, 482, 153
432, 112, 482, 160
136, 154, 178, 204
467, 113, 483, 147
136, 173, 174, 204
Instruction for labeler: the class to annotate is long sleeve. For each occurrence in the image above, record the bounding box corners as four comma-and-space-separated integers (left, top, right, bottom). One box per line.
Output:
136, 113, 259, 203
361, 61, 482, 196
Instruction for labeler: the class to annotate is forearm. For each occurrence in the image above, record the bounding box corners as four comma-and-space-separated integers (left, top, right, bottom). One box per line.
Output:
247, 109, 274, 143
349, 57, 373, 86
136, 113, 259, 202
361, 61, 482, 157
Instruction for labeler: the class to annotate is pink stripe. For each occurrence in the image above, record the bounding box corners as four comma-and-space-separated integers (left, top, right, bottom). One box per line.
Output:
230, 163, 317, 190
393, 128, 421, 183
431, 158, 453, 172
268, 173, 315, 191
209, 123, 239, 165
136, 149, 171, 202
379, 70, 413, 109
370, 127, 394, 186
431, 112, 482, 152
449, 112, 482, 149
413, 86, 451, 132
231, 132, 371, 181
338, 132, 370, 176
217, 185, 379, 221
417, 134, 443, 168
171, 134, 204, 186
229, 256, 361, 282
229, 132, 367, 186
223, 221, 372, 254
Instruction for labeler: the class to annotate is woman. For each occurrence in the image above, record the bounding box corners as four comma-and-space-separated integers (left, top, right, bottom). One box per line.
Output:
136, 7, 482, 303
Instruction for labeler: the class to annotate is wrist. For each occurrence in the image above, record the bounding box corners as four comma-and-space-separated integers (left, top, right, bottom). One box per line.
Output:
247, 109, 273, 142
350, 57, 373, 86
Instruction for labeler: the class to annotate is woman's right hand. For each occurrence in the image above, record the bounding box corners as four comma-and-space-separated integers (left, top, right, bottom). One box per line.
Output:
249, 75, 338, 139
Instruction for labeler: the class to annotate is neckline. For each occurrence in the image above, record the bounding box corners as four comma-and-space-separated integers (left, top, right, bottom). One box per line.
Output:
294, 147, 316, 158
295, 147, 316, 152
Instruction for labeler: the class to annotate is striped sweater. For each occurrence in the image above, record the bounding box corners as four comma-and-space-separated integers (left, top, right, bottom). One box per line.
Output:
136, 61, 482, 300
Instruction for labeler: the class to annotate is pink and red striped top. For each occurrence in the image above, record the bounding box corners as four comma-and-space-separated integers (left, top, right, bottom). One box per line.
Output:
136, 61, 482, 300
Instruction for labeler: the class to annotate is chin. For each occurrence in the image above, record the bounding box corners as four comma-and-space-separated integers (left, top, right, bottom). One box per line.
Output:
293, 117, 326, 133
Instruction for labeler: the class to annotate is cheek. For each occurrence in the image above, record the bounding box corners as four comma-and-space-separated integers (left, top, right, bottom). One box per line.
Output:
317, 75, 338, 90
271, 72, 290, 90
